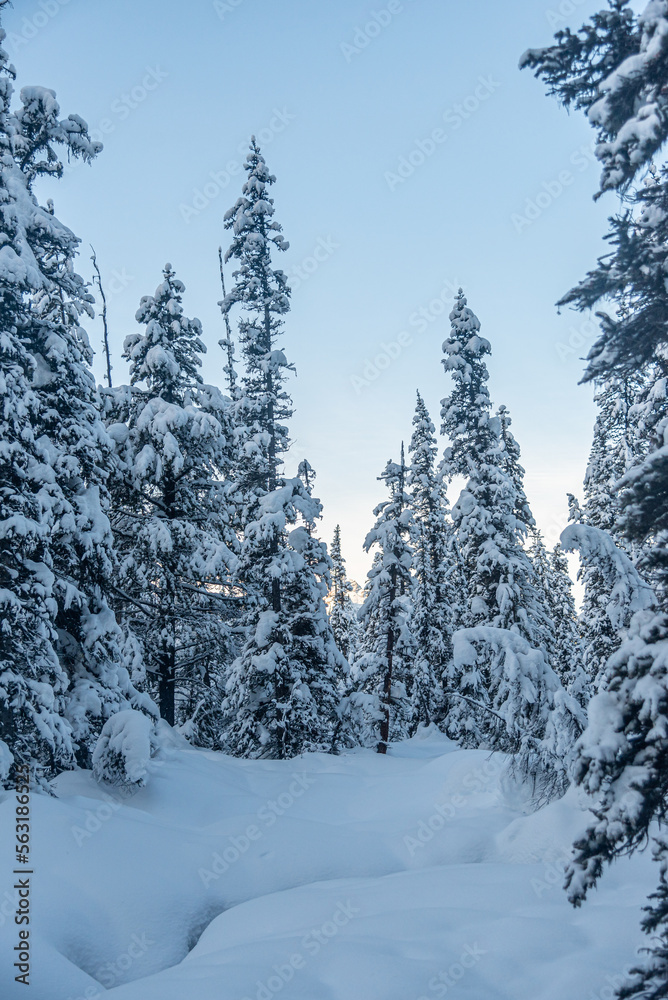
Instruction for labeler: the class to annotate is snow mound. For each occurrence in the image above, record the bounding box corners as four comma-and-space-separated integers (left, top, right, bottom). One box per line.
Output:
92, 710, 155, 788
0, 733, 654, 999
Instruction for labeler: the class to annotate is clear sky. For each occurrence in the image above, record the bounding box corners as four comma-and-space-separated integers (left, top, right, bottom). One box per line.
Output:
5, 0, 615, 584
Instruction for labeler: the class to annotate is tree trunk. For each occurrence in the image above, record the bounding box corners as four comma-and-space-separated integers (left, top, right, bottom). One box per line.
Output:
378, 567, 397, 754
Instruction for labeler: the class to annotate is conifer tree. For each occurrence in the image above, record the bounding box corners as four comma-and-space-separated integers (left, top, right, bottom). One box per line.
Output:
105, 265, 238, 739
407, 391, 456, 729
0, 20, 138, 779
27, 263, 155, 762
329, 524, 361, 664
529, 531, 588, 705
220, 142, 347, 757
441, 293, 548, 645
524, 9, 668, 986
356, 449, 415, 753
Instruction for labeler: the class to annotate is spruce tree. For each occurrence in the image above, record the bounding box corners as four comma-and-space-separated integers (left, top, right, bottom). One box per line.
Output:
27, 236, 156, 763
329, 524, 361, 664
441, 294, 549, 645
105, 265, 238, 740
529, 531, 588, 705
524, 8, 668, 985
0, 19, 132, 780
407, 391, 457, 730
356, 449, 415, 753
220, 141, 346, 757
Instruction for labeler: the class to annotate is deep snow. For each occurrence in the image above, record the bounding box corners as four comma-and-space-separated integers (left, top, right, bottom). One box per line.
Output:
0, 726, 655, 1000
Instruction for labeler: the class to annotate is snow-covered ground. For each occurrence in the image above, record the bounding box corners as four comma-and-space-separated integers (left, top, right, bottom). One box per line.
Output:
0, 726, 654, 1000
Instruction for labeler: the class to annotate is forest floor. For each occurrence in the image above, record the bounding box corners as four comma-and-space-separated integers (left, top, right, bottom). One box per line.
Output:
0, 726, 654, 1000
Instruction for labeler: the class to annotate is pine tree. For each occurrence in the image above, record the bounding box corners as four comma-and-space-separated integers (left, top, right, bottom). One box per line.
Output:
407, 391, 456, 730
105, 265, 238, 740
329, 524, 361, 664
356, 449, 415, 753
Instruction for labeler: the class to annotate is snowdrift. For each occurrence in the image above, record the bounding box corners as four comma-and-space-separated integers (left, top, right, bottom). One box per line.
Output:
0, 727, 654, 1000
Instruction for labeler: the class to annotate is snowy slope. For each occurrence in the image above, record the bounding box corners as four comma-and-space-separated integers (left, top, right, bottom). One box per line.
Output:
0, 726, 654, 1000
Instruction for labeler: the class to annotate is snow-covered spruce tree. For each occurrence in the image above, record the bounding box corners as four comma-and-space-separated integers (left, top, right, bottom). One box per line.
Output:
569, 386, 643, 686
452, 626, 584, 801
497, 404, 536, 534
355, 449, 415, 753
105, 265, 238, 741
529, 530, 589, 706
220, 141, 347, 757
26, 221, 157, 764
221, 475, 349, 757
0, 20, 146, 780
329, 524, 361, 664
440, 294, 544, 640
524, 9, 668, 982
440, 293, 556, 744
407, 391, 457, 730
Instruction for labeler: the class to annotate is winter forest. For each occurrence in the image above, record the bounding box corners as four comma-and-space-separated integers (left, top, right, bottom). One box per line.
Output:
2, 1, 668, 998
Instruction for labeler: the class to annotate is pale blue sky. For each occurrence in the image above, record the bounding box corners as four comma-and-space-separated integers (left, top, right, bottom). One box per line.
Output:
6, 0, 614, 582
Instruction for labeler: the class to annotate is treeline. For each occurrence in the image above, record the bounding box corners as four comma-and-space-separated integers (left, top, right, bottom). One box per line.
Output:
0, 2, 614, 804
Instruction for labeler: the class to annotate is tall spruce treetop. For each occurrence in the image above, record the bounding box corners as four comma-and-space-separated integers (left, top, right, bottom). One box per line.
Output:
222, 138, 291, 504
408, 391, 456, 729
329, 523, 360, 664
520, 1, 668, 197
497, 404, 535, 533
440, 290, 494, 480
330, 524, 348, 607
124, 264, 205, 403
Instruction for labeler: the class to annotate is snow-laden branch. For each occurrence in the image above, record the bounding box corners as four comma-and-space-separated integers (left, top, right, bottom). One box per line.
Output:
560, 523, 655, 631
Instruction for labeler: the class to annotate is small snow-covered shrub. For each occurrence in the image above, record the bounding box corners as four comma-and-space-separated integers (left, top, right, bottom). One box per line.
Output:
92, 710, 155, 788
0, 740, 14, 785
